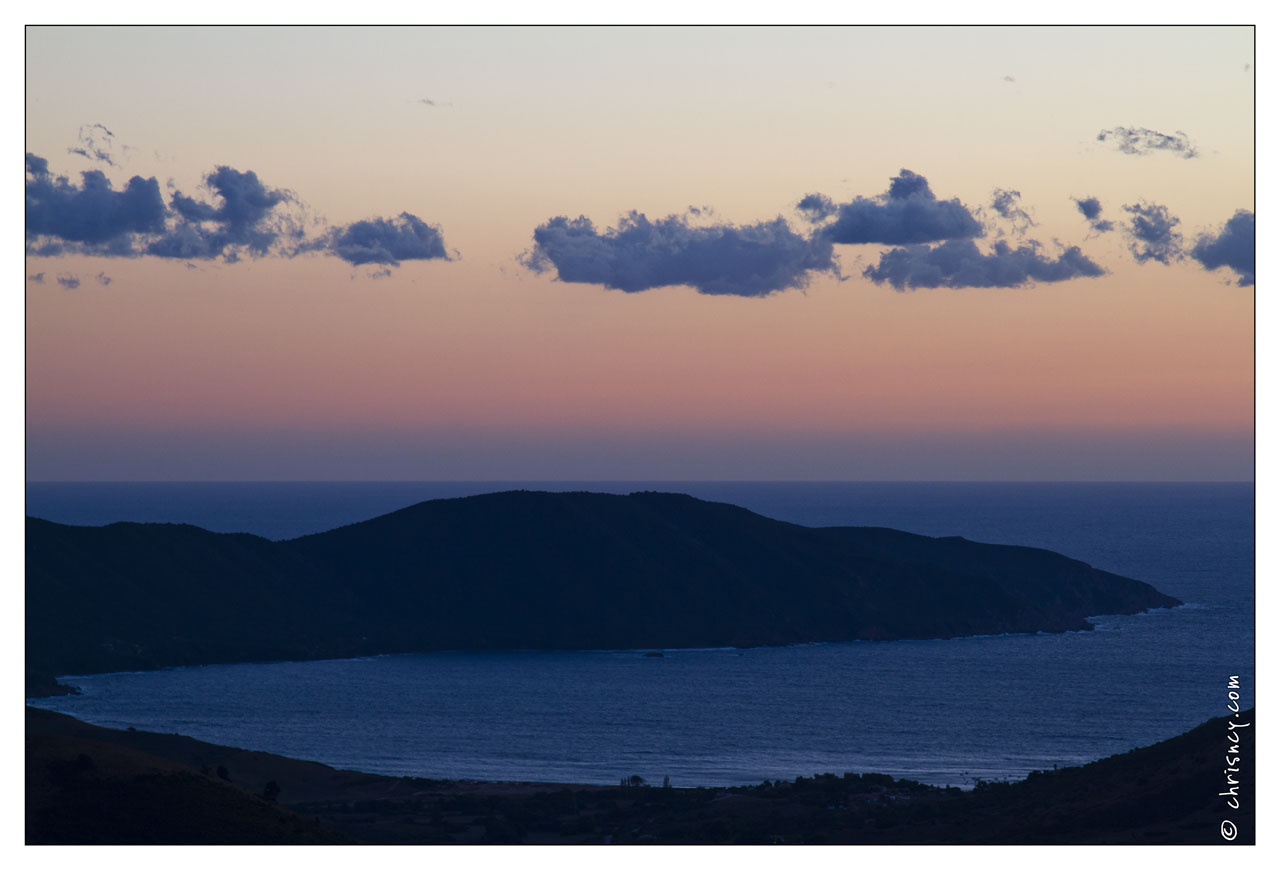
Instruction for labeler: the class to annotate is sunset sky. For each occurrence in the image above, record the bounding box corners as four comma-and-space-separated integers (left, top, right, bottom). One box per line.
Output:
24, 25, 1255, 480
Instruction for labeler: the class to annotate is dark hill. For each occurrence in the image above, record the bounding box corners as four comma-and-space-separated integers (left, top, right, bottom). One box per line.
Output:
27, 705, 1253, 844
26, 708, 351, 844
27, 490, 1179, 688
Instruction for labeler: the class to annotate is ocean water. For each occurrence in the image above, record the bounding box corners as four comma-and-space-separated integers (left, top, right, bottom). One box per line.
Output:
26, 481, 1255, 788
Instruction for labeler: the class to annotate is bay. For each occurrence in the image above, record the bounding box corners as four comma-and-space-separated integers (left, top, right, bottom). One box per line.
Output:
26, 481, 1254, 788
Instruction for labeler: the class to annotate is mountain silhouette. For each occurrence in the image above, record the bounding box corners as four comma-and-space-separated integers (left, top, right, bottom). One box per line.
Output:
27, 490, 1181, 688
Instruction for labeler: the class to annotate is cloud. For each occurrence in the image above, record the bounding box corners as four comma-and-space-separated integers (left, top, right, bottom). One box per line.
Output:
1189, 209, 1254, 286
1073, 197, 1103, 221
26, 155, 168, 254
56, 275, 81, 289
1097, 126, 1198, 159
989, 188, 1033, 234
324, 212, 450, 266
67, 123, 122, 167
95, 272, 113, 286
820, 170, 982, 245
863, 239, 1105, 290
148, 166, 295, 260
796, 193, 837, 222
1002, 75, 1016, 83
1073, 196, 1114, 234
27, 272, 45, 284
27, 146, 457, 272
524, 210, 837, 296
1123, 202, 1183, 264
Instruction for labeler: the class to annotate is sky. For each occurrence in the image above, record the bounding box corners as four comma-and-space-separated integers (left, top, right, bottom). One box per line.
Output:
23, 25, 1256, 481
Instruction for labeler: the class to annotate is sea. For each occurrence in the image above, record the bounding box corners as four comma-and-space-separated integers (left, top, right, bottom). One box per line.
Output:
25, 481, 1255, 789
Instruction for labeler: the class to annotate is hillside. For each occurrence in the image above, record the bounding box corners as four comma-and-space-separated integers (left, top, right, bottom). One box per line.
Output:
28, 490, 1179, 689
27, 706, 1252, 844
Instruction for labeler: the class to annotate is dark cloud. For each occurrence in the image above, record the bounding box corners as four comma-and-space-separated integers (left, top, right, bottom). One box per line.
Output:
95, 272, 113, 286
26, 149, 455, 271
325, 212, 450, 266
1097, 126, 1198, 159
369, 268, 394, 279
796, 193, 837, 222
67, 123, 120, 167
1073, 197, 1103, 221
821, 170, 982, 245
170, 190, 219, 222
1190, 209, 1254, 286
28, 272, 45, 284
56, 275, 81, 289
524, 211, 836, 296
863, 239, 1104, 291
148, 166, 294, 260
1073, 196, 1114, 234
26, 157, 167, 252
1123, 202, 1183, 264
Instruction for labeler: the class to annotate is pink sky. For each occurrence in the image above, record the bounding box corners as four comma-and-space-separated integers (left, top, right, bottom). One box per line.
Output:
24, 26, 1254, 480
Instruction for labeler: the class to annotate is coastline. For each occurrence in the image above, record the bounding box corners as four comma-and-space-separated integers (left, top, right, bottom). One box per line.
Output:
27, 705, 1254, 845
26, 606, 1183, 700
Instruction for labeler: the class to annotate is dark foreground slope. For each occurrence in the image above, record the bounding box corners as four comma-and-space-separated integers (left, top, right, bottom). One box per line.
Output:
27, 706, 1253, 845
27, 708, 351, 844
28, 490, 1179, 688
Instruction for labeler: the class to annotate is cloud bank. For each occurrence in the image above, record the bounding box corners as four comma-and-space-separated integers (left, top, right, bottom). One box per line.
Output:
1097, 127, 1198, 159
1190, 210, 1254, 286
820, 170, 983, 245
26, 147, 454, 272
525, 211, 836, 296
863, 239, 1104, 290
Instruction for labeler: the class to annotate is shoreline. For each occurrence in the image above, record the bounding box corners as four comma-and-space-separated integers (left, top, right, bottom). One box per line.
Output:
27, 705, 1254, 844
26, 603, 1182, 700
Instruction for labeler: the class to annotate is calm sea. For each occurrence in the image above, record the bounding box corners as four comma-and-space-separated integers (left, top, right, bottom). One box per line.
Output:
26, 481, 1255, 788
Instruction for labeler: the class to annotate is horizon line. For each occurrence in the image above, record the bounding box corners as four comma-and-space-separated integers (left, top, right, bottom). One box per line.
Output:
25, 478, 1256, 485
